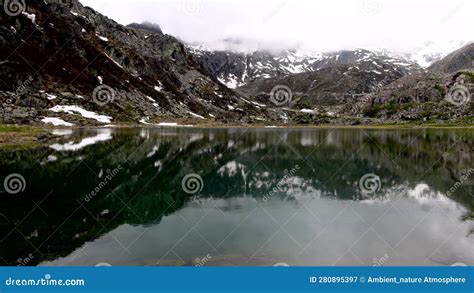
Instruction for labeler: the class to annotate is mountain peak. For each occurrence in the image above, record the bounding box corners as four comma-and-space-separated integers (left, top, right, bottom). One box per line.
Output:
126, 22, 163, 34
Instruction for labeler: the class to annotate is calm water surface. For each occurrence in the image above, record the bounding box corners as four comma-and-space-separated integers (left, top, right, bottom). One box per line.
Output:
0, 127, 472, 266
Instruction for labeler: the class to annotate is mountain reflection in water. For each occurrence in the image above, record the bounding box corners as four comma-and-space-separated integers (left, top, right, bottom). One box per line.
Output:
0, 127, 472, 266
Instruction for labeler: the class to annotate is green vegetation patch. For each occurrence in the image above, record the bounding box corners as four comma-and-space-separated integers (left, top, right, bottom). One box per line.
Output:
0, 124, 43, 133
462, 71, 474, 83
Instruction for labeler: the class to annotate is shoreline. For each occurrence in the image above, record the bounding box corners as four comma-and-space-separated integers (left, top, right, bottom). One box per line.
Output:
1, 122, 473, 147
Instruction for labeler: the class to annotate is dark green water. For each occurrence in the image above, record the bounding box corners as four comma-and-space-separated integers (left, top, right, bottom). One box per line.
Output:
0, 127, 472, 266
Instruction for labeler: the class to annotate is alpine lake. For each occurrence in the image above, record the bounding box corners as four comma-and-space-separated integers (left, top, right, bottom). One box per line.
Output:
0, 127, 472, 267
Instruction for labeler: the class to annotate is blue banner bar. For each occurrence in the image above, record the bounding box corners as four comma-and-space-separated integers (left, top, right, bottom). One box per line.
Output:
0, 267, 472, 292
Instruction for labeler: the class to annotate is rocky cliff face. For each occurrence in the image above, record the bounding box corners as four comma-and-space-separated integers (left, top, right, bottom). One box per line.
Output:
237, 52, 422, 106
341, 71, 474, 123
428, 43, 474, 74
0, 0, 269, 126
188, 46, 324, 88
126, 22, 163, 34
342, 45, 474, 123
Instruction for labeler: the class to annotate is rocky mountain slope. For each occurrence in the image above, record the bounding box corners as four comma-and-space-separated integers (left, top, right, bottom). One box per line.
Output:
428, 43, 474, 74
0, 1, 270, 126
126, 22, 163, 34
0, 3, 471, 127
191, 41, 472, 125
343, 71, 474, 122
190, 45, 422, 90
342, 43, 474, 123
188, 46, 322, 88
237, 55, 421, 107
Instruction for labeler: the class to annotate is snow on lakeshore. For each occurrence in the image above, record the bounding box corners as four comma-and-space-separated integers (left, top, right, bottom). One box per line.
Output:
158, 122, 179, 126
49, 105, 112, 123
41, 117, 74, 126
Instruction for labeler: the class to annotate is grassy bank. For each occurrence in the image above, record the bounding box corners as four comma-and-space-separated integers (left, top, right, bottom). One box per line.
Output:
0, 124, 46, 146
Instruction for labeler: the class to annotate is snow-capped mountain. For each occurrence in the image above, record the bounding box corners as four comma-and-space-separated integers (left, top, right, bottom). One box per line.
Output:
189, 45, 423, 89
188, 46, 323, 88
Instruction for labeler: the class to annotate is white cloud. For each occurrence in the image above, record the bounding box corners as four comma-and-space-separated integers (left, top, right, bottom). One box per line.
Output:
79, 0, 473, 53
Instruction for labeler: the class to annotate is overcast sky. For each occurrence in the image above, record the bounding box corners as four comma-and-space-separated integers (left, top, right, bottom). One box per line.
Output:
79, 0, 472, 54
